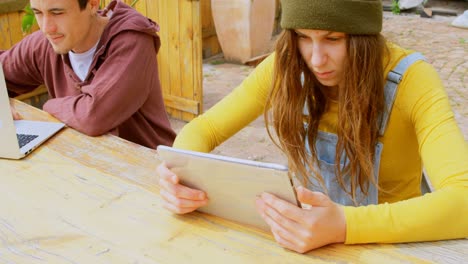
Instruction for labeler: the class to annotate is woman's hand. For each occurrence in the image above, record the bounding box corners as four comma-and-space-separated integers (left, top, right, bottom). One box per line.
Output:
157, 162, 208, 214
255, 186, 346, 253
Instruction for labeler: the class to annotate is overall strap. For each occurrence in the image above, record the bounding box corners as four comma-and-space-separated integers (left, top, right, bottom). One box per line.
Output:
379, 52, 426, 136
302, 73, 310, 116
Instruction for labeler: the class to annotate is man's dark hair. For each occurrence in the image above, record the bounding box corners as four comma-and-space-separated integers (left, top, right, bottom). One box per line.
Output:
78, 0, 88, 10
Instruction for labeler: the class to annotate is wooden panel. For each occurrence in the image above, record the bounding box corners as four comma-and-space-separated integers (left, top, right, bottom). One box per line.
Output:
132, 0, 146, 16
6, 11, 23, 45
179, 0, 196, 121
201, 0, 221, 58
163, 94, 199, 115
202, 35, 222, 58
0, 12, 13, 50
192, 1, 203, 115
0, 11, 25, 50
1, 9, 44, 106
151, 0, 172, 118
0, 9, 39, 47
109, 0, 203, 119
167, 1, 183, 120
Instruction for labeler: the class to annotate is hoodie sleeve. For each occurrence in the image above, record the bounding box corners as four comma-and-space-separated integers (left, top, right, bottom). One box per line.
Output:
43, 31, 159, 136
0, 31, 46, 95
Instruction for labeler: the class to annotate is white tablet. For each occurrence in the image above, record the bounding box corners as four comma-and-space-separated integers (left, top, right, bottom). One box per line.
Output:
157, 145, 298, 231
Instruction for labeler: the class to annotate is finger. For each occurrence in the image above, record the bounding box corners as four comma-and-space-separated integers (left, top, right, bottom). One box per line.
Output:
256, 198, 303, 241
9, 100, 21, 120
160, 189, 208, 209
161, 200, 199, 214
296, 186, 332, 207
156, 162, 178, 184
11, 108, 21, 120
261, 207, 304, 250
261, 192, 304, 223
159, 177, 207, 201
271, 229, 300, 252
160, 189, 208, 208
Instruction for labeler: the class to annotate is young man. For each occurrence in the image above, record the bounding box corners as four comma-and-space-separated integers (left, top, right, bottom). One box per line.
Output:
1, 0, 176, 148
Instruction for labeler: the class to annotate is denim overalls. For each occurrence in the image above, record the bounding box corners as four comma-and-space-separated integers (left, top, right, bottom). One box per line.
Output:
302, 53, 426, 206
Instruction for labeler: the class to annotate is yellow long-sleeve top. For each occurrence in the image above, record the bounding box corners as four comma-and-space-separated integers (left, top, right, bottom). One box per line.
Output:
174, 43, 468, 244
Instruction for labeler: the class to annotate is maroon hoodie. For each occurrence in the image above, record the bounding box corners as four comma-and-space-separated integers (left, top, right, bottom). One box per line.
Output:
0, 0, 176, 148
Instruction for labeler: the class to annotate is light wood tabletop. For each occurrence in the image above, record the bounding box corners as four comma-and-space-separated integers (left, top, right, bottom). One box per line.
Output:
1, 100, 466, 264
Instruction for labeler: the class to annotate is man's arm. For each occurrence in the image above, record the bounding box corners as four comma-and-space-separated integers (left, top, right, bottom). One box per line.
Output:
0, 32, 46, 95
43, 31, 160, 136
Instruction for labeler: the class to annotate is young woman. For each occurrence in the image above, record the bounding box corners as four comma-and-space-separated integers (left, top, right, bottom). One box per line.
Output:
158, 0, 467, 253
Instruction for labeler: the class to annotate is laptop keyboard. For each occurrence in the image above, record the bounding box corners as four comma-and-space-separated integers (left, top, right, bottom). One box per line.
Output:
16, 134, 39, 148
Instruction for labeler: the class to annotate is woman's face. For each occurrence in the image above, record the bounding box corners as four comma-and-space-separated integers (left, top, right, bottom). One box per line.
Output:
295, 29, 347, 88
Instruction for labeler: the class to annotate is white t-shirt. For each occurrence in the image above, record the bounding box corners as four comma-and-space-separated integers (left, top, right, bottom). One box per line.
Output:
68, 41, 99, 81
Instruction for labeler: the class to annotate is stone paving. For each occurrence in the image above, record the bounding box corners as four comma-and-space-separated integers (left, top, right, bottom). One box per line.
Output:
170, 11, 467, 163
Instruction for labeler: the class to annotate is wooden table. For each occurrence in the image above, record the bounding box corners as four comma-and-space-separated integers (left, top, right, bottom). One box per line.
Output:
1, 100, 466, 263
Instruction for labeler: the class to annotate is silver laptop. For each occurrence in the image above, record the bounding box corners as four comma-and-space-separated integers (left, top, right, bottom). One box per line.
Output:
157, 145, 298, 231
0, 64, 65, 159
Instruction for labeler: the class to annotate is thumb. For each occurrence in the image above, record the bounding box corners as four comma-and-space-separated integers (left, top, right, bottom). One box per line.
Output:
10, 106, 22, 120
296, 186, 332, 207
12, 111, 22, 120
157, 162, 179, 184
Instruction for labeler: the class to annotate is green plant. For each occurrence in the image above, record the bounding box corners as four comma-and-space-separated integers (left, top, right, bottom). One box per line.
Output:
21, 4, 35, 34
391, 0, 400, 15
210, 59, 225, 65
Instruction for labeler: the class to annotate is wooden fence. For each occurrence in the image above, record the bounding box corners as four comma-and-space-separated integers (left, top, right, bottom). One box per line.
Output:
0, 5, 36, 50
201, 0, 221, 59
102, 0, 203, 121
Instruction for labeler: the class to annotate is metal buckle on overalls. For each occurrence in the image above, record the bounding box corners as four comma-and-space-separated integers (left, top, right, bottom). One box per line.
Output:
387, 70, 402, 84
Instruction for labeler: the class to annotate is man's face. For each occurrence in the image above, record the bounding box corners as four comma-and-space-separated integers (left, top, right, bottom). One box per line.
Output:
30, 0, 97, 54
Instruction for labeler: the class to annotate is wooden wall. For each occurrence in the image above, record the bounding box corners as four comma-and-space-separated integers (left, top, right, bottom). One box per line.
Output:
201, 0, 221, 59
103, 0, 203, 121
0, 9, 36, 50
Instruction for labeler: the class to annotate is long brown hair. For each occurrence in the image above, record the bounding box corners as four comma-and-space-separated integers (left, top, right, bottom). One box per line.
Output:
265, 29, 387, 202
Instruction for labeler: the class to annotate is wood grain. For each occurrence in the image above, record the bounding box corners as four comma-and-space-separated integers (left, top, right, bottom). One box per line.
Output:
1, 101, 466, 263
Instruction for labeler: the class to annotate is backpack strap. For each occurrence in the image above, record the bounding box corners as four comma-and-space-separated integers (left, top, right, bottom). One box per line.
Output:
379, 52, 426, 136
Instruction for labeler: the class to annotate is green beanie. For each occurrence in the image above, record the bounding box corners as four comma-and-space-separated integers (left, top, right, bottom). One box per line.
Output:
280, 0, 382, 34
